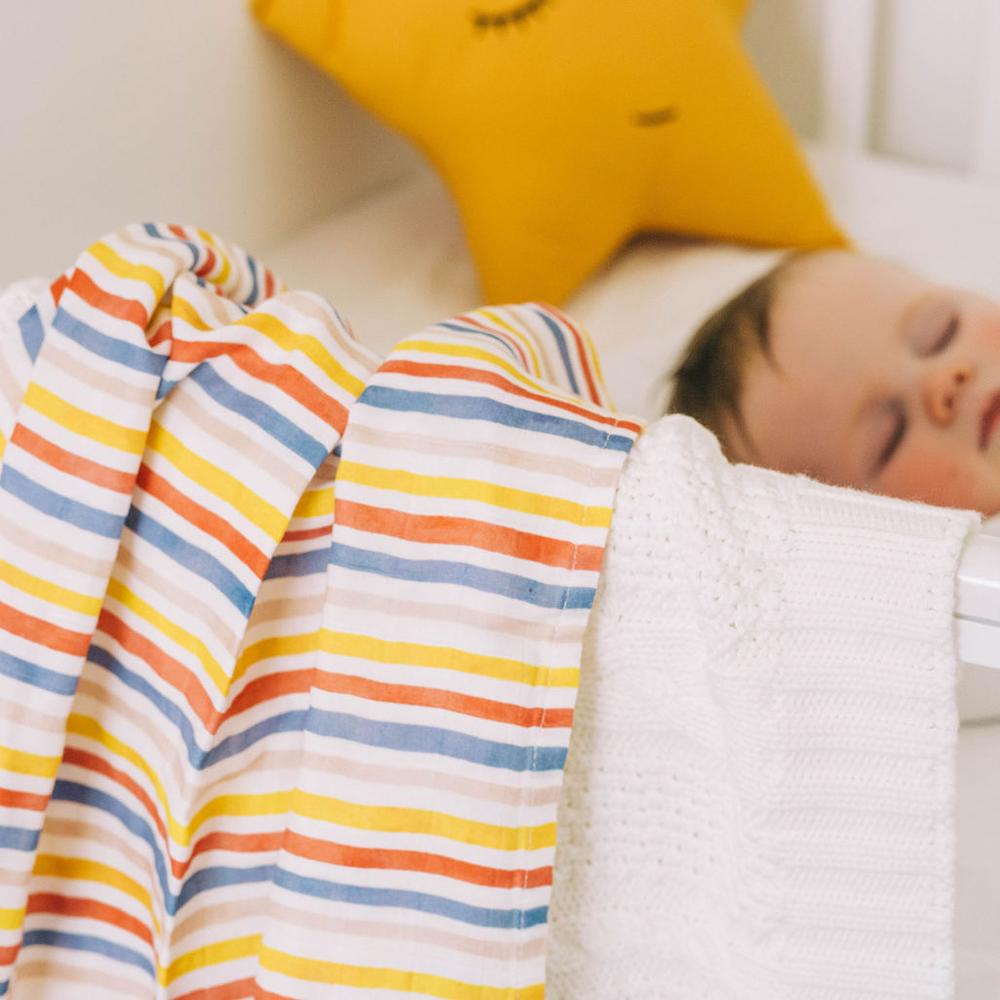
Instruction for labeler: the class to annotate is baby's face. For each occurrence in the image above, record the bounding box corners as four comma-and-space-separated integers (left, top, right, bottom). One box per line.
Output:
725, 250, 1000, 514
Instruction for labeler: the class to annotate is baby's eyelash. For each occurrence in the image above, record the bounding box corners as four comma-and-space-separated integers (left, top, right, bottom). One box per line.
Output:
471, 0, 550, 31
879, 406, 908, 469
931, 314, 959, 354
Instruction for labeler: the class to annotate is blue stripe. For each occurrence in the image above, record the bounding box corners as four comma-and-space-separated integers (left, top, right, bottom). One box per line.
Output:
305, 708, 566, 772
18, 304, 45, 363
53, 781, 170, 906
532, 308, 580, 395
437, 321, 522, 365
0, 825, 41, 852
359, 385, 632, 453
0, 466, 124, 538
125, 507, 255, 617
0, 650, 78, 696
200, 710, 309, 768
174, 864, 274, 912
52, 309, 164, 377
330, 543, 596, 610
273, 866, 548, 930
21, 930, 155, 978
88, 643, 203, 769
89, 641, 308, 773
190, 365, 329, 468
265, 549, 329, 580
156, 378, 179, 401
143, 222, 200, 272
246, 253, 261, 305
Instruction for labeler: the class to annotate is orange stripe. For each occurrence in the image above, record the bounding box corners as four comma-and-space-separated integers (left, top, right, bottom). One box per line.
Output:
456, 314, 531, 370
379, 358, 632, 432
281, 829, 553, 890
176, 980, 258, 1000
0, 788, 49, 812
195, 247, 217, 278
50, 274, 69, 306
335, 498, 602, 572
168, 225, 188, 240
135, 464, 270, 578
547, 304, 602, 402
11, 424, 135, 493
62, 744, 168, 852
281, 526, 330, 542
167, 337, 348, 432
68, 267, 148, 328
225, 667, 571, 730
26, 892, 154, 948
0, 944, 20, 965
149, 317, 172, 348
97, 610, 216, 728
0, 600, 90, 656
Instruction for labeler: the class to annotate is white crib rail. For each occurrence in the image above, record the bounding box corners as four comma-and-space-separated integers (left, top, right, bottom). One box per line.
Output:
958, 530, 1000, 669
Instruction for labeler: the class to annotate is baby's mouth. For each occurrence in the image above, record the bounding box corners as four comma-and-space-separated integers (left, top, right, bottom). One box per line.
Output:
979, 390, 1000, 450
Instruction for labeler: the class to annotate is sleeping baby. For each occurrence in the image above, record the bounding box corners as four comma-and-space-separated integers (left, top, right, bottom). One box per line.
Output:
667, 249, 1000, 516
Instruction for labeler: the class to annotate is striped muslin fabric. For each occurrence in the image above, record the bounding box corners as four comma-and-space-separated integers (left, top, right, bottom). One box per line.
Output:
0, 224, 642, 997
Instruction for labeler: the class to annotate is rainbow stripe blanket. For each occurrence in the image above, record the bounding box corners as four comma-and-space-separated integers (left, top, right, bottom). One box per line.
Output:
0, 225, 641, 997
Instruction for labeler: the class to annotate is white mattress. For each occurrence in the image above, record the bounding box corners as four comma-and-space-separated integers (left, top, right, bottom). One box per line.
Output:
260, 152, 1000, 998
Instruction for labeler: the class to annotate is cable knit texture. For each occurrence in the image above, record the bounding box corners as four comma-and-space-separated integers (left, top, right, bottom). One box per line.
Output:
548, 415, 978, 1000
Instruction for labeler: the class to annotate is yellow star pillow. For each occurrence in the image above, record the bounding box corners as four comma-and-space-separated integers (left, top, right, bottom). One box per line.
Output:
252, 0, 846, 304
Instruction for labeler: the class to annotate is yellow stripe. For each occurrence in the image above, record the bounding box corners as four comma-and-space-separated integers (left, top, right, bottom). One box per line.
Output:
66, 713, 184, 846
0, 908, 24, 932
235, 311, 366, 398
0, 559, 102, 616
259, 945, 544, 999
187, 792, 291, 844
33, 855, 160, 933
105, 577, 231, 696
397, 338, 573, 403
146, 420, 288, 543
293, 484, 333, 520
319, 629, 579, 688
170, 294, 213, 333
231, 632, 318, 689
0, 745, 60, 779
24, 383, 146, 454
337, 460, 611, 528
293, 788, 556, 851
162, 933, 261, 986
88, 240, 165, 302
475, 307, 544, 377
196, 228, 232, 288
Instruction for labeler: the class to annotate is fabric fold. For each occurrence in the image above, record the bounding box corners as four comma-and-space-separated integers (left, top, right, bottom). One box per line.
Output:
0, 228, 641, 997
548, 414, 978, 1000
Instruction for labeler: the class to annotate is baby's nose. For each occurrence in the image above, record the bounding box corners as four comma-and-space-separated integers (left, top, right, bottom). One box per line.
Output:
924, 363, 973, 425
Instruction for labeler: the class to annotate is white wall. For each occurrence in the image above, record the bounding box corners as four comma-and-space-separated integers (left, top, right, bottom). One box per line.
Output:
0, 0, 419, 284
745, 0, 993, 176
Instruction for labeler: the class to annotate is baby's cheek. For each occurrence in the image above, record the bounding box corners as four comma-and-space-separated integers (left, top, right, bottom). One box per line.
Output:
880, 447, 986, 511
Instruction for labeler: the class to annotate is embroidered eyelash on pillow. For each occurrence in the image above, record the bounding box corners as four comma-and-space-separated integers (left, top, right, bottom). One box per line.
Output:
252, 0, 846, 305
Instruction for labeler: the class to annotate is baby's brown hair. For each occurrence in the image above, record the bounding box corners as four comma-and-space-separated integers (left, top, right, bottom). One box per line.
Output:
665, 250, 815, 458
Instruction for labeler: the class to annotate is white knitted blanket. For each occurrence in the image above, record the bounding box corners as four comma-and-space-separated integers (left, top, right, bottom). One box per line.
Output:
548, 415, 979, 1000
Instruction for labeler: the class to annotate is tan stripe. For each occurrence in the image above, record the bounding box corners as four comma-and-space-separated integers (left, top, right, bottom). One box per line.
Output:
43, 339, 152, 406
247, 591, 325, 628
180, 281, 244, 329
0, 696, 68, 735
166, 384, 303, 497
170, 897, 546, 962
0, 512, 98, 576
114, 228, 188, 277
113, 540, 241, 659
0, 341, 25, 415
280, 290, 379, 373
13, 959, 150, 998
324, 587, 584, 646
39, 816, 158, 893
344, 421, 620, 488
72, 676, 192, 798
